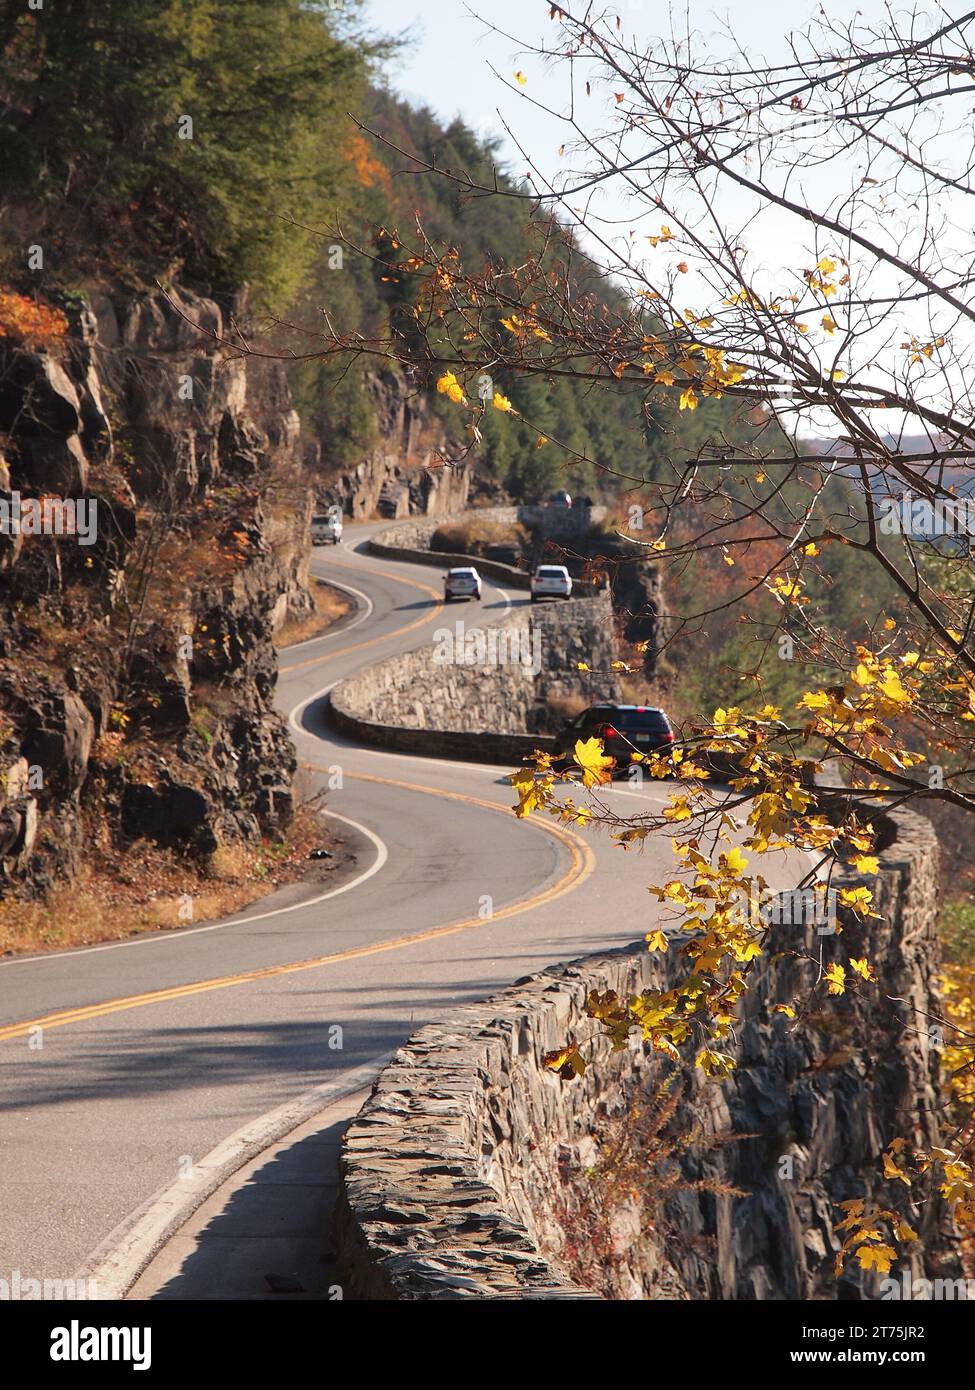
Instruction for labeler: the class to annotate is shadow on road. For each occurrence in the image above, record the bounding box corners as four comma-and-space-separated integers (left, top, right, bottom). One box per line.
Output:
137, 1108, 352, 1301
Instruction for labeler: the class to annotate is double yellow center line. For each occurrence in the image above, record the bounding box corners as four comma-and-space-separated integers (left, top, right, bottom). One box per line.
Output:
0, 773, 593, 1043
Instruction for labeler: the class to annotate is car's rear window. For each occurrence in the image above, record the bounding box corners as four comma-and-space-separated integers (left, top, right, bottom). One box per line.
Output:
618, 710, 670, 730
537, 566, 568, 577
589, 708, 671, 731
449, 568, 476, 577
312, 515, 335, 524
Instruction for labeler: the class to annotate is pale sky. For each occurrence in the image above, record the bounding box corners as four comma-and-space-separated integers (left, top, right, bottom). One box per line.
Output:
361, 0, 931, 175
358, 1, 965, 440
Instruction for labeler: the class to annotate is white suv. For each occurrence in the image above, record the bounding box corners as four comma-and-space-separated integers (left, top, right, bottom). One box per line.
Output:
444, 566, 482, 602
311, 511, 343, 545
530, 564, 572, 601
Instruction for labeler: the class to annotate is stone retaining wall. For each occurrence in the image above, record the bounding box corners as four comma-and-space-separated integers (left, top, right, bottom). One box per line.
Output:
367, 519, 531, 590
336, 807, 958, 1300
327, 593, 623, 761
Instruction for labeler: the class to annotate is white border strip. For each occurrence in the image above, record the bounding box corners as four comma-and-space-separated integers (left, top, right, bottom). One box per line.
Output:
278, 571, 373, 652
0, 808, 387, 968
75, 1052, 393, 1300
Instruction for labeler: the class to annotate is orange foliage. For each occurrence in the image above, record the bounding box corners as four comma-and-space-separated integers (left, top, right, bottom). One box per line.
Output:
0, 290, 69, 348
343, 131, 392, 194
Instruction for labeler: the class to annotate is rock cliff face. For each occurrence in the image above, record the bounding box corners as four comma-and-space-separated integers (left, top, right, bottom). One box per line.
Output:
308, 369, 473, 520
0, 284, 310, 893
336, 807, 960, 1300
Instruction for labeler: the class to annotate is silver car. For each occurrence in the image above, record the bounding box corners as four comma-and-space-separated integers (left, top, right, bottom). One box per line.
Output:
530, 564, 572, 601
444, 566, 482, 602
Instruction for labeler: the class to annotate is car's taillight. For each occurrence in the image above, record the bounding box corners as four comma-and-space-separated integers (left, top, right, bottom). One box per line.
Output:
603, 725, 620, 740
663, 732, 675, 742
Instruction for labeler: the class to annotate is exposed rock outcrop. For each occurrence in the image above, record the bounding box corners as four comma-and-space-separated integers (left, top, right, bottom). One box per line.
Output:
0, 285, 310, 893
308, 369, 474, 520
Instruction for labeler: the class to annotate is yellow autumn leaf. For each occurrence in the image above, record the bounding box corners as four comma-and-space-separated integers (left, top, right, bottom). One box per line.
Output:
878, 668, 910, 703
850, 853, 879, 875
492, 391, 514, 413
646, 929, 669, 953
851, 661, 875, 686
513, 70, 528, 85
435, 371, 466, 405
856, 1243, 896, 1274
696, 1048, 736, 1078
573, 736, 614, 788
882, 1150, 911, 1186
678, 386, 698, 411
825, 963, 846, 995
768, 574, 804, 603
838, 885, 874, 912
850, 956, 876, 981
721, 846, 749, 877
509, 767, 545, 818
543, 1045, 586, 1078
773, 1004, 796, 1018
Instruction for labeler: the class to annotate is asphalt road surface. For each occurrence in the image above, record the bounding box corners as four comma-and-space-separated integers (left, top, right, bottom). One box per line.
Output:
0, 522, 808, 1290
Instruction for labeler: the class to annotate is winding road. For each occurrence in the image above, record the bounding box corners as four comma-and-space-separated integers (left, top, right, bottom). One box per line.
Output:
0, 522, 805, 1296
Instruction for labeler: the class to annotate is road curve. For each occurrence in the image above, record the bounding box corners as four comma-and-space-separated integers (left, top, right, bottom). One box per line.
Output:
0, 521, 805, 1289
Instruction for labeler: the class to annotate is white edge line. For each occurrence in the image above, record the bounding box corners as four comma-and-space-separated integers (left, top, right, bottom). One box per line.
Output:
74, 1051, 394, 1300
1, 559, 508, 968
276, 571, 373, 653
0, 808, 387, 968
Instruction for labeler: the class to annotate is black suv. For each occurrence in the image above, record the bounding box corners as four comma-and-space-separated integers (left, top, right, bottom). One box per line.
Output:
554, 704, 675, 769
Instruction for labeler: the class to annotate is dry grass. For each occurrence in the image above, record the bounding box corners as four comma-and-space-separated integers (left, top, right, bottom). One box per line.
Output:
0, 797, 340, 957
542, 693, 589, 731
431, 517, 528, 556
552, 1079, 747, 1299
619, 669, 688, 722
275, 579, 351, 647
